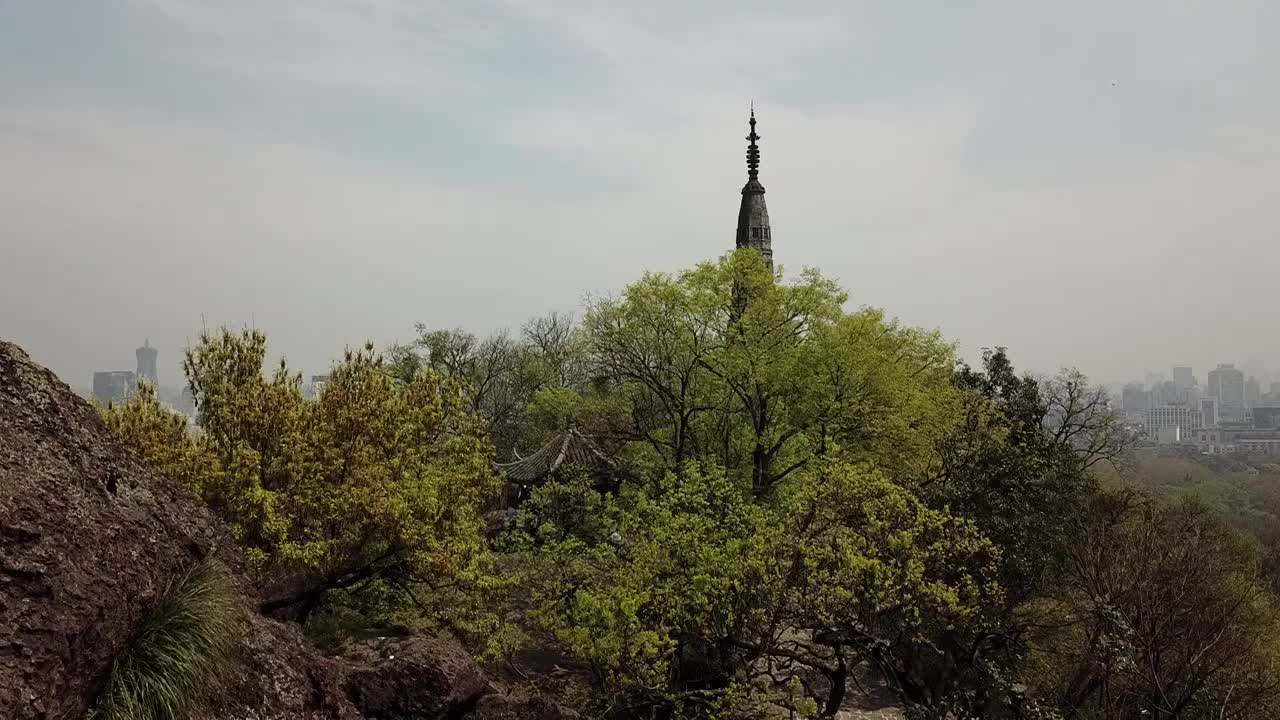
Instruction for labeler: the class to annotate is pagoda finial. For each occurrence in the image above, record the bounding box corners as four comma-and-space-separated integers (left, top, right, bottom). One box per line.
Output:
745, 105, 761, 181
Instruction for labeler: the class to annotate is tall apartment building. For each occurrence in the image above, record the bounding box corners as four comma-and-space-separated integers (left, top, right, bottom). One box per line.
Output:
1152, 380, 1181, 407
1201, 397, 1220, 428
1185, 385, 1203, 407
1122, 382, 1150, 413
135, 339, 158, 386
1207, 364, 1246, 421
1246, 376, 1262, 409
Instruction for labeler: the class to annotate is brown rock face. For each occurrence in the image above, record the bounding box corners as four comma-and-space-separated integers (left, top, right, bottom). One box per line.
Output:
195, 613, 360, 720
0, 341, 573, 720
341, 635, 490, 719
468, 693, 579, 720
1, 341, 227, 718
0, 341, 357, 720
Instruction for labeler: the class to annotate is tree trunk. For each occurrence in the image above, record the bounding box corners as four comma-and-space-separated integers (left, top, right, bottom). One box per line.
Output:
821, 651, 849, 718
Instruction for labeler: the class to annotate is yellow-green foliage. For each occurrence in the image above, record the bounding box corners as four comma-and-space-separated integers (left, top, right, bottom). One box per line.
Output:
92, 557, 236, 720
512, 460, 1000, 714
516, 464, 767, 701
498, 252, 1000, 714
99, 383, 215, 492
101, 329, 499, 594
102, 254, 1280, 717
774, 457, 1003, 634
582, 250, 962, 495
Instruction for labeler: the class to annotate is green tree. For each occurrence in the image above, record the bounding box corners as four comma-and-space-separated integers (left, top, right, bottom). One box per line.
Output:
510, 458, 1000, 718
103, 328, 498, 623
747, 457, 1003, 718
866, 349, 1130, 716
1029, 491, 1280, 719
502, 251, 1002, 717
582, 250, 959, 494
390, 312, 590, 458
925, 348, 1125, 603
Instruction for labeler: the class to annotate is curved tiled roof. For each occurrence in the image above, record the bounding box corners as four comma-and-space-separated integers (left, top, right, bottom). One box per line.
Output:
493, 424, 616, 484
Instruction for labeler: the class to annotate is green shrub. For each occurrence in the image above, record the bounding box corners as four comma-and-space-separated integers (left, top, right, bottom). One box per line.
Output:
92, 557, 237, 720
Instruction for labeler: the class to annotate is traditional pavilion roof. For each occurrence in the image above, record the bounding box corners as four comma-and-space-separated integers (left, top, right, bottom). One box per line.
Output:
493, 422, 617, 484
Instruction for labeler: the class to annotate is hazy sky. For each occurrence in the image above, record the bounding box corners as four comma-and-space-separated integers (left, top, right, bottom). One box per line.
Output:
3, 1, 1279, 389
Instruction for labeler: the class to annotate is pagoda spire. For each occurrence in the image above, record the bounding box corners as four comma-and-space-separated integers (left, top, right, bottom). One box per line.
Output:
746, 103, 761, 181
735, 105, 772, 269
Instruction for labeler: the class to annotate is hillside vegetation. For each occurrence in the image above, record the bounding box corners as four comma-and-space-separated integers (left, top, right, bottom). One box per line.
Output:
92, 250, 1280, 720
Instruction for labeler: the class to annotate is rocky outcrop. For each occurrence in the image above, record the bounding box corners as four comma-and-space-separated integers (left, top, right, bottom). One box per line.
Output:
0, 341, 571, 720
468, 692, 579, 720
336, 635, 581, 720
195, 613, 358, 720
341, 635, 489, 719
0, 341, 257, 719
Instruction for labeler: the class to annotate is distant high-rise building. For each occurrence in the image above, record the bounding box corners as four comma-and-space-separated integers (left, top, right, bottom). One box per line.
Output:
1208, 364, 1246, 420
1173, 366, 1196, 392
1201, 397, 1219, 428
1122, 382, 1150, 412
1149, 381, 1165, 407
1272, 381, 1280, 396
135, 339, 158, 386
1185, 385, 1203, 407
1255, 406, 1280, 430
93, 371, 136, 405
310, 375, 330, 399
1146, 406, 1203, 436
1246, 376, 1262, 409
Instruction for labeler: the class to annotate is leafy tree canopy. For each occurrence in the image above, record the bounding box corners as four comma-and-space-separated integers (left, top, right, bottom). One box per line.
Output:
100, 251, 1280, 720
102, 328, 498, 622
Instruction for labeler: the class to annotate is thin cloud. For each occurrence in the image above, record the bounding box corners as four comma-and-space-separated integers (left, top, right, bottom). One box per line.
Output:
130, 0, 509, 95
2, 0, 1278, 389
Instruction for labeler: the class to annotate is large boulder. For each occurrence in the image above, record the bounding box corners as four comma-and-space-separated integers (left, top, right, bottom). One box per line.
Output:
0, 341, 357, 719
469, 692, 579, 720
341, 635, 489, 719
195, 613, 359, 720
0, 340, 576, 720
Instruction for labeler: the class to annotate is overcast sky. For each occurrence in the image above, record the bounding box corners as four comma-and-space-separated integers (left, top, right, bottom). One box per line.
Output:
2, 1, 1278, 390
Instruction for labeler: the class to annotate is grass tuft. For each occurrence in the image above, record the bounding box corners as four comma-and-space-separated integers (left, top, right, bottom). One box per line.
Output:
92, 556, 238, 720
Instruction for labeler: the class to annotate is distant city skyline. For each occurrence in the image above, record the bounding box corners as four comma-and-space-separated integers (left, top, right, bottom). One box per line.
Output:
1116, 362, 1276, 390
1118, 358, 1280, 453
79, 329, 1280, 395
